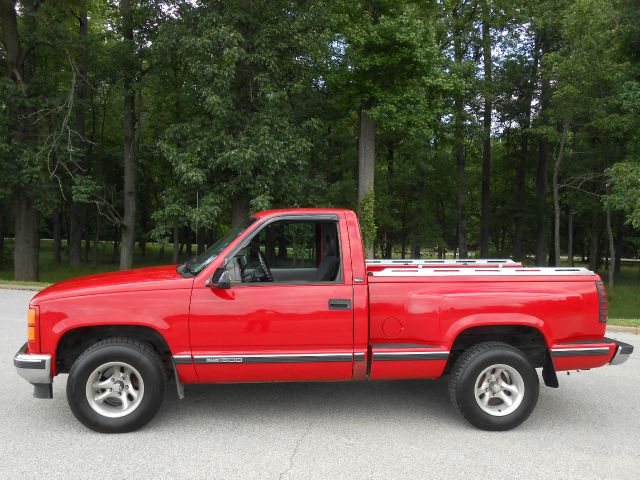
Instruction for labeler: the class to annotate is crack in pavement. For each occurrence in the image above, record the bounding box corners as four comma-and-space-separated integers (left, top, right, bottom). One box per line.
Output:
277, 422, 313, 480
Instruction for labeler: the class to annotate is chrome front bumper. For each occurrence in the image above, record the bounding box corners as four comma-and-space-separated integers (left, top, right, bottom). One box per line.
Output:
610, 339, 634, 366
14, 343, 53, 399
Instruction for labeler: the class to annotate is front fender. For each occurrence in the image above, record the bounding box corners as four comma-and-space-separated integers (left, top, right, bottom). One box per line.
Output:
38, 288, 192, 374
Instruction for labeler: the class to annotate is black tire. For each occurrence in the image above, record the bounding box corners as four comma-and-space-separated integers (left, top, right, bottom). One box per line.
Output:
448, 341, 539, 431
66, 337, 166, 433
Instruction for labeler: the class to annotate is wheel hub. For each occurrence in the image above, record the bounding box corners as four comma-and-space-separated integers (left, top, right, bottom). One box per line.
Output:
489, 381, 501, 394
85, 362, 145, 418
474, 363, 525, 417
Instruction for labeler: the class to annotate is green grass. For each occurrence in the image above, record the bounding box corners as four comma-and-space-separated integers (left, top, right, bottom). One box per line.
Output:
0, 238, 180, 284
0, 280, 51, 288
608, 318, 640, 327
601, 266, 640, 321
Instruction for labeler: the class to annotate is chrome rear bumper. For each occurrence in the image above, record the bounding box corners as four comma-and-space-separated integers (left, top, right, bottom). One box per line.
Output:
610, 339, 634, 366
14, 343, 53, 399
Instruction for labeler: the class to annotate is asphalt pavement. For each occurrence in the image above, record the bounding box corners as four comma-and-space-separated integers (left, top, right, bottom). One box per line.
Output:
1, 288, 638, 480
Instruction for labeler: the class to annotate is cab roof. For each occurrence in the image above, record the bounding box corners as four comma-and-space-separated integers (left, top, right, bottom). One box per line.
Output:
252, 208, 352, 219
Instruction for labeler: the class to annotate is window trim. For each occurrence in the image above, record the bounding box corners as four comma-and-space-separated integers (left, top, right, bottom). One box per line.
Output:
224, 215, 344, 286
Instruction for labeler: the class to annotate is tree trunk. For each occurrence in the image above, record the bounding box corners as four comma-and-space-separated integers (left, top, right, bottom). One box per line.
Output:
614, 215, 623, 275
186, 227, 193, 256
357, 103, 376, 258
411, 239, 421, 259
589, 210, 600, 272
2, 1, 41, 281
535, 134, 550, 266
552, 121, 569, 266
13, 191, 40, 281
513, 39, 540, 260
480, 0, 492, 257
606, 209, 614, 286
53, 208, 62, 264
69, 204, 84, 266
535, 35, 552, 266
453, 26, 467, 258
172, 223, 180, 264
356, 2, 380, 255
69, 7, 88, 267
119, 0, 137, 270
84, 209, 91, 261
567, 207, 573, 267
94, 209, 101, 265
197, 226, 205, 255
231, 195, 248, 228
0, 0, 22, 85
0, 202, 4, 263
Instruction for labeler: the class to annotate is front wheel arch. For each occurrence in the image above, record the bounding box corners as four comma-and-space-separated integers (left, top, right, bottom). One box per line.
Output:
56, 325, 173, 374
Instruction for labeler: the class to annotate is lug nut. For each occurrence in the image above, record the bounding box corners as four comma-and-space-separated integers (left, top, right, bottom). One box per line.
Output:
110, 378, 114, 382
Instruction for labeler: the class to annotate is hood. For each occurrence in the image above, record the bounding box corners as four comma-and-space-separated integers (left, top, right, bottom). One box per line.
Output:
31, 265, 194, 304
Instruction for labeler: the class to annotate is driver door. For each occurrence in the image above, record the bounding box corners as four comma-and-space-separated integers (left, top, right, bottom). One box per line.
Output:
188, 217, 354, 382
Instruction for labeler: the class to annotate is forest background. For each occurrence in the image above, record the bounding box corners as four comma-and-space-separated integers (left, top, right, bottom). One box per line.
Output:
1, 0, 639, 322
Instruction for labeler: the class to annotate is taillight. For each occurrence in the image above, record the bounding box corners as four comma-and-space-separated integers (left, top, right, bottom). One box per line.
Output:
595, 281, 608, 324
27, 305, 40, 351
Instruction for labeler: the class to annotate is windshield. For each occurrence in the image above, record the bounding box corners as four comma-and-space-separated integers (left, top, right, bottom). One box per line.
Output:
180, 217, 257, 275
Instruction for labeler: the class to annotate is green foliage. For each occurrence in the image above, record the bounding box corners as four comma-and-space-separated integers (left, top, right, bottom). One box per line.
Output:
606, 162, 640, 228
358, 189, 377, 251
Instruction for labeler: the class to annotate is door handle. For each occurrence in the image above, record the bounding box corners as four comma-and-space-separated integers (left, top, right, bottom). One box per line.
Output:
328, 299, 352, 310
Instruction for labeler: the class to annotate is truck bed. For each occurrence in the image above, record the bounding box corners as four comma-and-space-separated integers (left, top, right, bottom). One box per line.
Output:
365, 266, 609, 379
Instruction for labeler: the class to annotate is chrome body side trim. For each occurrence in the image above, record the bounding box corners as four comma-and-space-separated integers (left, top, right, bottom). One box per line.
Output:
550, 347, 610, 357
193, 353, 353, 364
373, 351, 449, 361
172, 355, 192, 365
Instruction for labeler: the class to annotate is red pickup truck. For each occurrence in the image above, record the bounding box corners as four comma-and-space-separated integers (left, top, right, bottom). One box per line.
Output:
14, 208, 633, 433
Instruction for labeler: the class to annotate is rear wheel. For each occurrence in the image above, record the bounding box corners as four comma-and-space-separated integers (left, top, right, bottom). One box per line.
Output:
67, 338, 166, 433
448, 342, 539, 431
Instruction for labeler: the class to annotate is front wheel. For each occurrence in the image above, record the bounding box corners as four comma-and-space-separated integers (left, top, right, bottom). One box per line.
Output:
448, 342, 539, 431
66, 338, 166, 433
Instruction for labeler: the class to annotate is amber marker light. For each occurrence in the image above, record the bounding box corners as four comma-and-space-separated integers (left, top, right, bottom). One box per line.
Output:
27, 307, 37, 342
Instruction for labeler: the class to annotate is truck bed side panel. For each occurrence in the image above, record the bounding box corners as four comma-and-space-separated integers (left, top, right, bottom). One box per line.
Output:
367, 276, 604, 379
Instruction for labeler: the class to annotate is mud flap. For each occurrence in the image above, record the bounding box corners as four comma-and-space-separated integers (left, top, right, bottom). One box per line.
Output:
542, 349, 559, 388
172, 361, 185, 400
33, 383, 53, 399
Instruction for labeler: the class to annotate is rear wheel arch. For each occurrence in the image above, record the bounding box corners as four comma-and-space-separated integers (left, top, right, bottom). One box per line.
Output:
446, 324, 549, 373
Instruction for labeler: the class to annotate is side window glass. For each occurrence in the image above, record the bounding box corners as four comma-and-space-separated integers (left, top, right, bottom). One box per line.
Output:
229, 220, 341, 283
268, 222, 316, 268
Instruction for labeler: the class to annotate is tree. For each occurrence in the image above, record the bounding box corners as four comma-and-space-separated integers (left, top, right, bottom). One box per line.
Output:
479, 0, 493, 257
